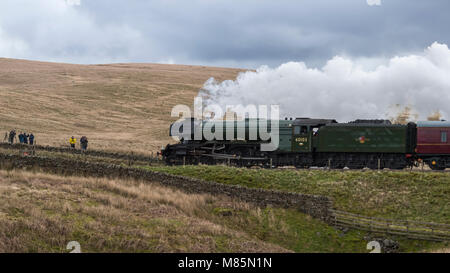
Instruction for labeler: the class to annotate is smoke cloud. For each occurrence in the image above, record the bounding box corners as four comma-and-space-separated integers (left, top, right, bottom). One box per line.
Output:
367, 0, 381, 6
198, 42, 450, 123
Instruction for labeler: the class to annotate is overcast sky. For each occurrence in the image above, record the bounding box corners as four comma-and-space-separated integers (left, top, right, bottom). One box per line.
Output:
0, 0, 449, 68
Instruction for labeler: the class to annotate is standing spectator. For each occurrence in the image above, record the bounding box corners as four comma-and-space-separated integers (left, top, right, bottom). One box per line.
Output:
69, 136, 76, 149
29, 133, 35, 145
19, 132, 24, 144
80, 136, 88, 151
23, 133, 29, 144
9, 130, 16, 144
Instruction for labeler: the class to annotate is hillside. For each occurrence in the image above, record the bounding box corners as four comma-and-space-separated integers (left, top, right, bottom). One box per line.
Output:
0, 139, 448, 252
0, 169, 292, 253
145, 166, 450, 224
0, 168, 379, 253
0, 58, 243, 153
0, 161, 447, 253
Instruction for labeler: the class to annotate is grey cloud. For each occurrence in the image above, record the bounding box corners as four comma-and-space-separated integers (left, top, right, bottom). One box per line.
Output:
0, 0, 449, 68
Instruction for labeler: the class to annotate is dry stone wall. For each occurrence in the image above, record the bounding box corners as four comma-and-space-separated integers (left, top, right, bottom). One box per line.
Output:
0, 154, 333, 221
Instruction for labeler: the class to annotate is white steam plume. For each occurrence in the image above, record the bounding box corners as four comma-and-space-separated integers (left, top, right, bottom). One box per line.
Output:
367, 0, 381, 6
198, 42, 450, 122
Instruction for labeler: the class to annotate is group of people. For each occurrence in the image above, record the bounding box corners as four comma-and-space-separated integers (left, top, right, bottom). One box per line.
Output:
3, 130, 88, 151
69, 136, 89, 150
19, 132, 35, 145
4, 130, 35, 145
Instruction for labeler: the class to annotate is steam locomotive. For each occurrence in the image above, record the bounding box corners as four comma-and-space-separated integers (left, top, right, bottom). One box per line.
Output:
161, 118, 450, 170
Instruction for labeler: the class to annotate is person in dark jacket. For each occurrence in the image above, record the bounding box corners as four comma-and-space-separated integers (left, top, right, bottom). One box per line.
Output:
23, 133, 28, 144
29, 133, 35, 145
9, 130, 16, 144
19, 132, 24, 144
80, 136, 88, 151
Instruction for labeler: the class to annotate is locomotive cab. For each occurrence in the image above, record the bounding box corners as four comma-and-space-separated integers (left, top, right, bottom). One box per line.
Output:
290, 118, 337, 153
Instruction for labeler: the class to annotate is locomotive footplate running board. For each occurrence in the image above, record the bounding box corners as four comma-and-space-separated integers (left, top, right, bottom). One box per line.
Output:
203, 152, 268, 161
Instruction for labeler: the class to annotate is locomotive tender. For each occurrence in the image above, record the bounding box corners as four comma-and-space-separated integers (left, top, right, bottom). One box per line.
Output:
161, 118, 450, 170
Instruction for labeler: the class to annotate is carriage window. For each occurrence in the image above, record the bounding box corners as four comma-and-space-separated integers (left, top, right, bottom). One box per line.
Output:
294, 126, 301, 135
300, 126, 308, 134
441, 131, 447, 143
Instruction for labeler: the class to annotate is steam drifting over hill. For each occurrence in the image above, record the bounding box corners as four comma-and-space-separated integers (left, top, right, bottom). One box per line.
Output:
198, 43, 450, 122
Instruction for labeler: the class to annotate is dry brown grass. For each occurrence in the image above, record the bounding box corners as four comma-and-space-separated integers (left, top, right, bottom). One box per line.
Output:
0, 169, 290, 253
0, 58, 244, 154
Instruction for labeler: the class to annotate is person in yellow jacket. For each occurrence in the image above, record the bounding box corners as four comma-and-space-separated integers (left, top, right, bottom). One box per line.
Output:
69, 136, 76, 149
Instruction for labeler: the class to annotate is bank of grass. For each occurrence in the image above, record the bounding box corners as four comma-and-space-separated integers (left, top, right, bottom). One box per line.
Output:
0, 169, 447, 252
142, 165, 450, 224
214, 207, 447, 253
0, 170, 288, 253
0, 169, 366, 253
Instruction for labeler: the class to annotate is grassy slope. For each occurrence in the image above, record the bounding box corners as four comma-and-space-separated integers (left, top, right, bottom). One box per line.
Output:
143, 166, 450, 224
0, 147, 447, 252
1, 169, 444, 253
0, 169, 385, 253
0, 169, 289, 253
0, 58, 243, 153
1, 167, 446, 253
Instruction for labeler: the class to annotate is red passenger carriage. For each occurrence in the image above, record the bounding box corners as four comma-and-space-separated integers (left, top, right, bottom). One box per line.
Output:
416, 121, 450, 170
